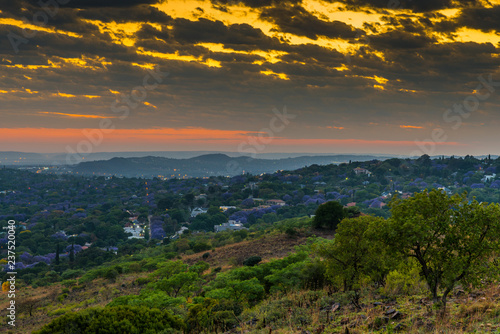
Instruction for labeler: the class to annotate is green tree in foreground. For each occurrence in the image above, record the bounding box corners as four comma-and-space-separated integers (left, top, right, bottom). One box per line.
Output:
317, 216, 388, 306
312, 200, 345, 230
384, 189, 500, 314
34, 305, 185, 334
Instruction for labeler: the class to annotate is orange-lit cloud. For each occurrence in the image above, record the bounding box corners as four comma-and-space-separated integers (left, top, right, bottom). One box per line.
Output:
400, 125, 424, 129
326, 126, 345, 130
38, 112, 114, 119
143, 101, 157, 108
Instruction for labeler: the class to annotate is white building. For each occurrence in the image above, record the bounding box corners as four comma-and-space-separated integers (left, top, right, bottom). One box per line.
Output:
124, 224, 144, 239
214, 220, 247, 233
353, 167, 372, 176
191, 207, 208, 218
482, 174, 497, 182
171, 226, 189, 240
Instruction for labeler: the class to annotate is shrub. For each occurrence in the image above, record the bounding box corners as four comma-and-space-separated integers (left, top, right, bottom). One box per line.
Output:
192, 242, 212, 253
165, 252, 177, 260
61, 269, 85, 280
202, 252, 210, 260
285, 227, 298, 238
103, 269, 119, 281
34, 305, 185, 334
243, 256, 262, 267
136, 277, 153, 286
61, 279, 77, 288
57, 293, 68, 302
384, 258, 427, 296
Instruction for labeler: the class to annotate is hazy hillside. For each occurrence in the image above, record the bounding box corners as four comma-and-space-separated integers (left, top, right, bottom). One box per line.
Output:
71, 153, 393, 177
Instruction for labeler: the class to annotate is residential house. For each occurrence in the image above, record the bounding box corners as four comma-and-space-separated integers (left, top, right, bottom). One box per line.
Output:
214, 220, 247, 233
171, 226, 189, 240
482, 174, 496, 182
191, 207, 208, 218
266, 199, 286, 206
353, 167, 372, 176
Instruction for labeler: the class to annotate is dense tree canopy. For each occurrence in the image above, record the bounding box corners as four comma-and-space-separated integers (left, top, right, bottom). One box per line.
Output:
384, 189, 500, 312
312, 201, 346, 230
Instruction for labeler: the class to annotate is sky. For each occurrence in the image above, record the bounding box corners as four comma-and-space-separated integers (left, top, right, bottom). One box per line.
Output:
1, 0, 500, 156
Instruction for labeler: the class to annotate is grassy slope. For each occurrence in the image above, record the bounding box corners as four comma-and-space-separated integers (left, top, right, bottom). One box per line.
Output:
0, 231, 319, 333
1, 230, 500, 333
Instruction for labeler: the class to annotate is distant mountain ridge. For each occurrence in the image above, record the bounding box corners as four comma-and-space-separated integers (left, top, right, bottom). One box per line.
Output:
71, 153, 398, 178
0, 151, 402, 166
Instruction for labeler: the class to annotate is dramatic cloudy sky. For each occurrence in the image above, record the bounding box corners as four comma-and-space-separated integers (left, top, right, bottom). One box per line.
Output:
1, 0, 500, 155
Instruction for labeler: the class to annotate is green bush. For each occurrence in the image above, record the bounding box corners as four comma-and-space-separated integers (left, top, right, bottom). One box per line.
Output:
57, 293, 68, 302
165, 252, 178, 260
384, 258, 427, 296
34, 305, 185, 334
136, 277, 153, 286
192, 242, 212, 253
103, 269, 119, 281
61, 269, 85, 280
285, 227, 298, 238
243, 256, 262, 267
61, 279, 77, 288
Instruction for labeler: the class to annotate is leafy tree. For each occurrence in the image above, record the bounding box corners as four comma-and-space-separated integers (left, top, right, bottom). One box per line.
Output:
108, 291, 185, 310
384, 189, 500, 314
69, 243, 75, 267
205, 278, 265, 306
187, 298, 241, 333
243, 256, 262, 267
157, 196, 175, 211
156, 271, 199, 297
312, 201, 345, 230
55, 243, 60, 266
317, 216, 387, 305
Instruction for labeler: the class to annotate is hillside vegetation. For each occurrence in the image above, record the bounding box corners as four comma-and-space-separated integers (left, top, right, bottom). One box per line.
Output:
2, 190, 500, 333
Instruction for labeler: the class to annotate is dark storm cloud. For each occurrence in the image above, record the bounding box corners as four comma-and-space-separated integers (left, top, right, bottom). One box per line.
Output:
2, 0, 500, 145
47, 0, 161, 8
324, 0, 481, 12
370, 30, 437, 49
77, 5, 172, 23
0, 0, 162, 19
454, 6, 500, 33
209, 0, 302, 9
0, 1, 168, 34
171, 18, 283, 51
280, 44, 345, 65
260, 5, 359, 40
380, 14, 433, 34
358, 39, 500, 95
